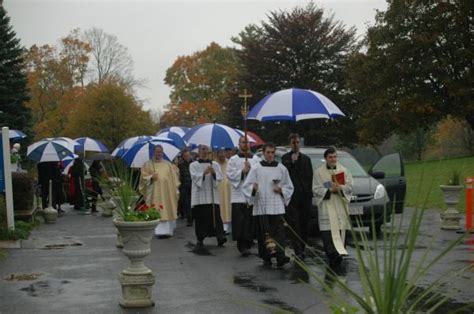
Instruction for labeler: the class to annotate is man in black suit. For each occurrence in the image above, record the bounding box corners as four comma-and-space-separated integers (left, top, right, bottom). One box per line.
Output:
282, 133, 313, 259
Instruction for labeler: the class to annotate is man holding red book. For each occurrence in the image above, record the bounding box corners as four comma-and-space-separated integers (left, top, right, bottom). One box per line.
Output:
313, 147, 353, 269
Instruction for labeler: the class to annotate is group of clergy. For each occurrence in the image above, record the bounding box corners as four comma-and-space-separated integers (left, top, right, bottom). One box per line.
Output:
139, 133, 353, 269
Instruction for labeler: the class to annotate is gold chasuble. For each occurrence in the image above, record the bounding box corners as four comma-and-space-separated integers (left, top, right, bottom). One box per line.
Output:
140, 160, 180, 222
218, 160, 232, 224
313, 162, 353, 255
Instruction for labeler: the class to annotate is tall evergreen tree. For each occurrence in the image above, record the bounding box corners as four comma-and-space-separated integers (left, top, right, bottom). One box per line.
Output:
231, 3, 358, 146
0, 6, 31, 132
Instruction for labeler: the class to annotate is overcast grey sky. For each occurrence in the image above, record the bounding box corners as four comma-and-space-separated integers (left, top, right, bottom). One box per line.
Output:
4, 0, 387, 113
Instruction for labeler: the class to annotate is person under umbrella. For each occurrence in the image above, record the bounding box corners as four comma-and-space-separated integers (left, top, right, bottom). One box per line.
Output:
190, 144, 227, 248
89, 160, 105, 213
216, 149, 232, 234
178, 149, 193, 226
139, 144, 180, 238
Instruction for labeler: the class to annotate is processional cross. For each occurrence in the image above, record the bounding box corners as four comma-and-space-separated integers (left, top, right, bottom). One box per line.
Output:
239, 89, 252, 160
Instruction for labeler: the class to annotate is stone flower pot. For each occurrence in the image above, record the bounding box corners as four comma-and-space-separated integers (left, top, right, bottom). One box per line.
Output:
114, 218, 160, 308
439, 185, 462, 230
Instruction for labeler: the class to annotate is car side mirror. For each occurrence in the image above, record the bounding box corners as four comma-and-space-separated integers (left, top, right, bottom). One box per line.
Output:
370, 170, 385, 179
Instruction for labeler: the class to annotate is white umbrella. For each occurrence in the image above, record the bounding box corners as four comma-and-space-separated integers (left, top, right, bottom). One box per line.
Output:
27, 139, 74, 162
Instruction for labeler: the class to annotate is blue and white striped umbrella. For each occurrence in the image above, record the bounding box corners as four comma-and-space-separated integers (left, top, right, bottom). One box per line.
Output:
62, 154, 89, 175
27, 139, 74, 162
3, 129, 27, 140
122, 139, 180, 168
111, 136, 152, 158
75, 137, 109, 153
183, 123, 256, 150
246, 88, 345, 122
158, 126, 190, 137
154, 131, 187, 149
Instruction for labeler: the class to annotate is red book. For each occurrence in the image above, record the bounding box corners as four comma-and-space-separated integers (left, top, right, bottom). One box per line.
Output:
334, 172, 345, 185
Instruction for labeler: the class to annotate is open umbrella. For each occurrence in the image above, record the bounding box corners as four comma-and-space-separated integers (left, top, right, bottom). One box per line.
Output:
246, 131, 265, 147
62, 155, 90, 175
111, 136, 151, 158
122, 139, 180, 168
154, 131, 187, 149
246, 88, 345, 121
2, 129, 27, 140
75, 137, 109, 153
27, 138, 74, 162
157, 126, 190, 137
183, 123, 256, 150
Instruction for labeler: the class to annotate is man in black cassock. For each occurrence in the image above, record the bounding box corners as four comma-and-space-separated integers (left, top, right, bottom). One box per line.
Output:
226, 136, 260, 256
282, 133, 313, 259
178, 149, 193, 226
190, 145, 227, 247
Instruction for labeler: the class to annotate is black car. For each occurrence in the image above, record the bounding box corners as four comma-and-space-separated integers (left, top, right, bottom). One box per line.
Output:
261, 147, 407, 234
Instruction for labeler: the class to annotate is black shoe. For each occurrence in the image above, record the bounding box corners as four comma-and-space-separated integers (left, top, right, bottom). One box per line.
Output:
217, 237, 227, 247
186, 221, 193, 227
262, 258, 272, 266
196, 240, 204, 248
241, 249, 251, 257
58, 209, 66, 214
277, 256, 290, 267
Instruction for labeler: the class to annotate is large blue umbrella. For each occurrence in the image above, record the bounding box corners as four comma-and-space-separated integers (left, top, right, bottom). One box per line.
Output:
154, 131, 187, 149
246, 88, 345, 121
75, 137, 109, 153
157, 126, 190, 137
27, 139, 74, 162
111, 136, 152, 158
122, 139, 180, 168
183, 123, 256, 150
2, 129, 27, 140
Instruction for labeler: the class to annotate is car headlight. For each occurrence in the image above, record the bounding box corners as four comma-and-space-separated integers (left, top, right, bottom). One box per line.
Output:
374, 184, 386, 200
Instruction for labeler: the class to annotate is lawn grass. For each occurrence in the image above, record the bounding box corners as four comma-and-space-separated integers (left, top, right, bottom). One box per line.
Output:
405, 155, 474, 212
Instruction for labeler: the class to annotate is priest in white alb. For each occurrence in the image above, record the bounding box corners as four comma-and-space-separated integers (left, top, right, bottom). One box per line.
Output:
140, 145, 180, 238
313, 147, 353, 268
243, 142, 293, 267
190, 145, 227, 247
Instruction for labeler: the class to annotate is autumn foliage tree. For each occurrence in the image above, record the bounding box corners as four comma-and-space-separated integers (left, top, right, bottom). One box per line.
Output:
161, 42, 241, 127
65, 82, 156, 149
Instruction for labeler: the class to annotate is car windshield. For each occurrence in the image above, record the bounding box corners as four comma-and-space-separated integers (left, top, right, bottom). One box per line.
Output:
308, 154, 368, 177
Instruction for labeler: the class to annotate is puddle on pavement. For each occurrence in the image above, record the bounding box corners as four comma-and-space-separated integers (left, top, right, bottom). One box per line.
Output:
407, 286, 474, 313
4, 273, 43, 281
185, 241, 213, 256
261, 298, 301, 313
20, 280, 70, 297
42, 242, 83, 250
233, 274, 277, 293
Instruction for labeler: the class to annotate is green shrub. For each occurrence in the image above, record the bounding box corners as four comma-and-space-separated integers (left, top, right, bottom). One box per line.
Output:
12, 172, 34, 212
0, 220, 35, 240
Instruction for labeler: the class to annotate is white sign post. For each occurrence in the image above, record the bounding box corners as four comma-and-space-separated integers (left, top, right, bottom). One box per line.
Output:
2, 127, 14, 230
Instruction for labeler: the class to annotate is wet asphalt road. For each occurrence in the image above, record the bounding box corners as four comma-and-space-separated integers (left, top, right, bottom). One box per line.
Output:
0, 206, 473, 313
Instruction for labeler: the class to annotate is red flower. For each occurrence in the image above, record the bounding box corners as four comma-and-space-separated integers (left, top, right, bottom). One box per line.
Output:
159, 204, 164, 210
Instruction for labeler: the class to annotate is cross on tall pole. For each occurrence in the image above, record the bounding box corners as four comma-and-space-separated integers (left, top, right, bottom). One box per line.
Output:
239, 89, 252, 160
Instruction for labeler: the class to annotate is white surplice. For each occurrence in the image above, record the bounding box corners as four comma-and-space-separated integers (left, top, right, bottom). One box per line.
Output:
242, 161, 294, 216
190, 160, 223, 206
226, 153, 261, 204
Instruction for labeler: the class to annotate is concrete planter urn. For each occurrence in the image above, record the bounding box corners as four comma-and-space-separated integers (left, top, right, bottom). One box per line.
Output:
114, 218, 160, 308
100, 198, 116, 217
439, 185, 462, 230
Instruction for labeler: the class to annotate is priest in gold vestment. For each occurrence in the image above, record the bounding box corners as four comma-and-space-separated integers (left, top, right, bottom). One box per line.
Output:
140, 145, 180, 237
217, 150, 232, 233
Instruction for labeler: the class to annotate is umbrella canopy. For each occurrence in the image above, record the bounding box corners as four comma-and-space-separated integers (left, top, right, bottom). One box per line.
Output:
46, 137, 77, 152
183, 123, 256, 150
2, 129, 27, 140
111, 136, 152, 158
246, 88, 345, 122
122, 140, 180, 168
246, 131, 265, 146
157, 126, 190, 137
27, 139, 74, 162
75, 137, 109, 153
154, 131, 187, 149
